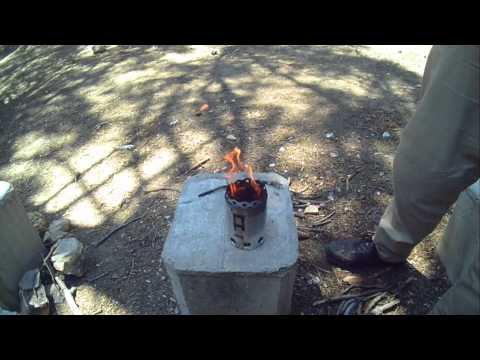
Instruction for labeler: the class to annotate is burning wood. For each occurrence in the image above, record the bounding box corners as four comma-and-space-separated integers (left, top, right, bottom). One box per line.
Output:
224, 147, 262, 200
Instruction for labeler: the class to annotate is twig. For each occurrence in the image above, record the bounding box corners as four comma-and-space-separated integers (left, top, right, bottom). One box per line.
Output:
94, 215, 145, 247
313, 287, 392, 307
297, 226, 325, 233
346, 169, 362, 193
87, 272, 109, 283
42, 243, 58, 267
144, 188, 180, 194
198, 184, 227, 197
55, 275, 82, 315
371, 299, 400, 315
311, 211, 336, 226
128, 258, 135, 277
40, 253, 60, 294
92, 309, 103, 315
181, 158, 210, 176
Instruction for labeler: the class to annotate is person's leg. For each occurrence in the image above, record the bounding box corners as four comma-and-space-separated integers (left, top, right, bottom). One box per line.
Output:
429, 184, 480, 315
326, 46, 479, 267
373, 45, 479, 263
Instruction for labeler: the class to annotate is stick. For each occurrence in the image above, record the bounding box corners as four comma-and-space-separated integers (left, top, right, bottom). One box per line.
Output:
198, 184, 227, 197
371, 299, 400, 315
313, 287, 392, 306
87, 272, 109, 283
94, 215, 145, 247
128, 258, 135, 277
181, 158, 210, 176
54, 275, 82, 315
42, 243, 58, 267
144, 188, 180, 194
346, 169, 361, 193
40, 253, 61, 294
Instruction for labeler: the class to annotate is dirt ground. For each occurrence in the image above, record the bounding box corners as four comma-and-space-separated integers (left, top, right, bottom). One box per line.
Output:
0, 45, 450, 315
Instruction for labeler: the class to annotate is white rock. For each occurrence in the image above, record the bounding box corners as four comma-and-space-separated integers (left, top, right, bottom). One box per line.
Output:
304, 205, 319, 215
43, 218, 71, 244
51, 238, 85, 277
226, 134, 237, 141
325, 132, 335, 139
329, 152, 338, 158
279, 146, 285, 153
382, 131, 392, 140
169, 119, 178, 126
269, 163, 276, 168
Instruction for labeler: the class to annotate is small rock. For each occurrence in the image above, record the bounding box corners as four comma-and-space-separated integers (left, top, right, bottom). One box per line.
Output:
329, 152, 338, 158
164, 215, 171, 220
304, 205, 319, 215
169, 119, 179, 126
46, 283, 65, 305
376, 191, 381, 196
211, 50, 218, 56
51, 238, 85, 277
327, 193, 335, 202
19, 284, 49, 315
279, 146, 286, 153
269, 163, 276, 168
92, 45, 107, 54
226, 134, 237, 141
19, 269, 41, 291
161, 276, 167, 281
43, 218, 71, 245
27, 211, 48, 236
382, 131, 392, 140
325, 132, 335, 140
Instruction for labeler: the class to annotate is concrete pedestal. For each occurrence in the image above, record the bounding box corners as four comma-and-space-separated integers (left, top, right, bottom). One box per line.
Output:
161, 173, 298, 315
0, 182, 45, 310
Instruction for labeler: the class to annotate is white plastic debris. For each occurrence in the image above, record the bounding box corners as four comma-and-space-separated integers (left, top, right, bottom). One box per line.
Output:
226, 134, 237, 141
269, 163, 276, 168
325, 132, 335, 140
117, 144, 135, 150
169, 119, 179, 126
279, 146, 286, 153
51, 238, 85, 277
382, 131, 392, 140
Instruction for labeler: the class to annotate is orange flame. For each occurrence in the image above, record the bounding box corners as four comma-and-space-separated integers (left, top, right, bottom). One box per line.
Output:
224, 147, 262, 198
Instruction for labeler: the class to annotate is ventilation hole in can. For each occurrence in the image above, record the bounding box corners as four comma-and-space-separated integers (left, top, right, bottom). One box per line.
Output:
258, 237, 264, 244
244, 242, 251, 247
242, 203, 247, 208
230, 238, 236, 245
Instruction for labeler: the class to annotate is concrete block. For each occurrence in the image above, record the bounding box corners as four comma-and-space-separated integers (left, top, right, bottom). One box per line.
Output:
161, 173, 298, 315
0, 182, 45, 310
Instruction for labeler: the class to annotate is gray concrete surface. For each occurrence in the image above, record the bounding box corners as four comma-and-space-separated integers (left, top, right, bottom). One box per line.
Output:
162, 173, 298, 314
0, 181, 45, 310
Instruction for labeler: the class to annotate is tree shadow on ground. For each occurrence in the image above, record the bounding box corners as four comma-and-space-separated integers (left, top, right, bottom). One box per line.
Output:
0, 45, 448, 315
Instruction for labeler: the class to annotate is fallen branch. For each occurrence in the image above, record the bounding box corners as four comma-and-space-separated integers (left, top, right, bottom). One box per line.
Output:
87, 272, 109, 283
55, 275, 82, 315
313, 286, 392, 307
94, 215, 145, 247
144, 188, 180, 194
311, 211, 336, 226
181, 158, 210, 176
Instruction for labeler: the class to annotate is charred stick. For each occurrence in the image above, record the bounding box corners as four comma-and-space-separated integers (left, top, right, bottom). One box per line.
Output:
144, 188, 180, 194
94, 215, 145, 247
198, 185, 228, 197
181, 158, 210, 176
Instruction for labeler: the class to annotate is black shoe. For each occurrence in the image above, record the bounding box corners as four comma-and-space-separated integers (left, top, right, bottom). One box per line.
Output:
325, 239, 392, 270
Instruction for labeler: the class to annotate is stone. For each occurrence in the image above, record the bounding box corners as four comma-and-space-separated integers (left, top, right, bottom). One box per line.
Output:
43, 218, 71, 245
19, 269, 41, 291
382, 131, 392, 140
279, 146, 285, 153
325, 132, 335, 140
269, 163, 276, 168
92, 45, 107, 54
329, 152, 338, 158
304, 205, 319, 215
226, 134, 237, 141
0, 182, 45, 310
19, 284, 49, 315
27, 211, 48, 236
161, 173, 298, 315
46, 284, 65, 305
51, 238, 85, 277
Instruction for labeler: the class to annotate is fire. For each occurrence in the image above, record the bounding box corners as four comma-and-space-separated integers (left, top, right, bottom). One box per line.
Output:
224, 147, 262, 198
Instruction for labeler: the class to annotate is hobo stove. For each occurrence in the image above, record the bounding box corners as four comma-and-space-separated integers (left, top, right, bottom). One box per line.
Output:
161, 172, 298, 315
